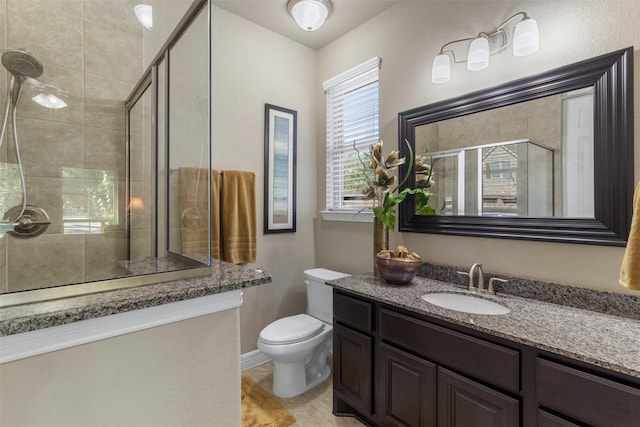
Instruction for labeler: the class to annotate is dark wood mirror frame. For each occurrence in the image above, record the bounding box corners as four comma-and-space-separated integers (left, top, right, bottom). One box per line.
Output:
398, 47, 634, 246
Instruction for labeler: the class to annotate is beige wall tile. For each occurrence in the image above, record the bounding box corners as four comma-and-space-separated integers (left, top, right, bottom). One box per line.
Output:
84, 127, 126, 181
84, 19, 142, 83
16, 117, 84, 178
84, 74, 131, 132
7, 0, 83, 71
84, 0, 139, 33
6, 233, 84, 291
84, 231, 128, 282
24, 176, 63, 235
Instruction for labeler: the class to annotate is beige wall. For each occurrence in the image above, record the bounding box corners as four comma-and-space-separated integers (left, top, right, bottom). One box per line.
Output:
315, 0, 640, 294
211, 7, 318, 353
0, 309, 241, 427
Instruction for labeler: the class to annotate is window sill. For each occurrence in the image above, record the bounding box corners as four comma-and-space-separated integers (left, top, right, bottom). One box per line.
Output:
321, 210, 373, 223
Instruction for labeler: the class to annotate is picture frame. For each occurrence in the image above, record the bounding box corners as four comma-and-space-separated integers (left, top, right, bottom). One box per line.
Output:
264, 103, 297, 233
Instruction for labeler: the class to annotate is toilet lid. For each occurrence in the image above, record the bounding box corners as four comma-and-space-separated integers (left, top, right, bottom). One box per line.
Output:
260, 314, 325, 345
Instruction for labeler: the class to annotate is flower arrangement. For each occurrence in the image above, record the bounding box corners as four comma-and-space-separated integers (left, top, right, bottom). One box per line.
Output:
358, 139, 436, 231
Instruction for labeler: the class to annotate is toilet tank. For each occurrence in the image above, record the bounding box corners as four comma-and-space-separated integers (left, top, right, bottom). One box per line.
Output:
304, 268, 350, 324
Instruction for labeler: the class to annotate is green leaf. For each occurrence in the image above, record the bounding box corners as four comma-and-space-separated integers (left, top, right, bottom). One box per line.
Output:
373, 205, 395, 230
417, 205, 436, 215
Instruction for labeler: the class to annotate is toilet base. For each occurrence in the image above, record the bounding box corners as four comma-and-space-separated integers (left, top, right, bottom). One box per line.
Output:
271, 338, 332, 398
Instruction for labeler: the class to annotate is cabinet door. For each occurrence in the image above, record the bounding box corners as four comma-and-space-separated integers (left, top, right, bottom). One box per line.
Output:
438, 367, 519, 427
333, 323, 373, 416
536, 358, 640, 427
537, 410, 581, 427
378, 343, 437, 427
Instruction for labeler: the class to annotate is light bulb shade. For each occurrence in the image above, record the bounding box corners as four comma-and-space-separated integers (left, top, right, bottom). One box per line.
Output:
288, 0, 332, 32
32, 93, 67, 109
467, 37, 490, 71
128, 197, 145, 211
513, 18, 539, 56
134, 4, 153, 29
431, 54, 451, 84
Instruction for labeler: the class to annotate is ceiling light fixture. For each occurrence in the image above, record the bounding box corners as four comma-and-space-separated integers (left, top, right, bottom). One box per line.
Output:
431, 12, 539, 84
134, 4, 153, 30
287, 0, 333, 32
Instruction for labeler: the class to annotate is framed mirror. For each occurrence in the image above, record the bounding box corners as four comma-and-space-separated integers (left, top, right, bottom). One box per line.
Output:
398, 47, 633, 246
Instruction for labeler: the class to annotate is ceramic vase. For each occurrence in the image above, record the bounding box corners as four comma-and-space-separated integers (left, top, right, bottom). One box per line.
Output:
373, 216, 389, 276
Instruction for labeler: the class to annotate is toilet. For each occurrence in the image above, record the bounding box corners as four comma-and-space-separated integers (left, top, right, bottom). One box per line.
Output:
257, 268, 350, 398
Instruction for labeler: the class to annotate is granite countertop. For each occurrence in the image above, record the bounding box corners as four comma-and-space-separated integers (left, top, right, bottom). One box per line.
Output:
328, 274, 640, 379
0, 260, 271, 336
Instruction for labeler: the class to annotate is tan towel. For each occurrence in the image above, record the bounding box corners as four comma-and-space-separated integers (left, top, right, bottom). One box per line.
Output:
620, 183, 640, 290
211, 170, 221, 259
221, 170, 257, 264
179, 168, 221, 259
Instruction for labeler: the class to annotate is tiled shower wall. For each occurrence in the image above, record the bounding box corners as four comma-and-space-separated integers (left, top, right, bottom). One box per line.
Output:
1, 0, 143, 291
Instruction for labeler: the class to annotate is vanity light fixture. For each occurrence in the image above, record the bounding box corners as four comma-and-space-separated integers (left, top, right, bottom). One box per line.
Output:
431, 11, 539, 84
134, 4, 153, 30
26, 78, 68, 109
287, 0, 333, 32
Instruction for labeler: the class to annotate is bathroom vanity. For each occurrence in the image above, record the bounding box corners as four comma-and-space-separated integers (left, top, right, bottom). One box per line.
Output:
330, 274, 640, 427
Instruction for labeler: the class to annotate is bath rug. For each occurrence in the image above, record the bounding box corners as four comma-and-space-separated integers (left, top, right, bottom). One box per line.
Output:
241, 375, 296, 427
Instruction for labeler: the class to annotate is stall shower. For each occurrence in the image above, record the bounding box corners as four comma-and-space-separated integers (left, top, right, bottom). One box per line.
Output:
0, 0, 209, 298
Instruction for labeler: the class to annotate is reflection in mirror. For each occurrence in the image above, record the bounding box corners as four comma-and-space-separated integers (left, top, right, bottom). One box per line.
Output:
0, 0, 210, 300
399, 48, 633, 246
416, 88, 592, 218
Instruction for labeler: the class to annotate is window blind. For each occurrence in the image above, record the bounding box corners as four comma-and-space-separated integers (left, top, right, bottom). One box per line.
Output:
324, 57, 380, 211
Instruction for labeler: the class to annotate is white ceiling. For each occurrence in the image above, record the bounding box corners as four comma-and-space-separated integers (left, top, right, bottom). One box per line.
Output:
211, 0, 402, 50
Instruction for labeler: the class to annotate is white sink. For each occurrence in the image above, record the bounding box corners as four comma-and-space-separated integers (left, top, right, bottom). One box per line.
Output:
421, 292, 510, 315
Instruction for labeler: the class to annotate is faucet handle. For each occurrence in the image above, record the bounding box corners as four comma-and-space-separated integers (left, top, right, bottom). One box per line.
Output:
488, 278, 507, 294
457, 270, 470, 283
457, 270, 475, 290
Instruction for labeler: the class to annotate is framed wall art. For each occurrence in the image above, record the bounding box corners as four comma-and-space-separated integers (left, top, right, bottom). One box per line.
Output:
264, 103, 297, 233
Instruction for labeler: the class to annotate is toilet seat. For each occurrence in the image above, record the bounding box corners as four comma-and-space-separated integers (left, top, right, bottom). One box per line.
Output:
259, 314, 325, 345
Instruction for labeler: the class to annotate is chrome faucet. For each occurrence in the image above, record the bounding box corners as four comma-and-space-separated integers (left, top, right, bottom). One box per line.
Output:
457, 263, 484, 292
457, 263, 508, 295
469, 263, 485, 291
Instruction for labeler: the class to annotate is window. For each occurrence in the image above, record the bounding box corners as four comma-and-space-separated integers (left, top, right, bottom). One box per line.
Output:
323, 57, 380, 220
62, 167, 118, 234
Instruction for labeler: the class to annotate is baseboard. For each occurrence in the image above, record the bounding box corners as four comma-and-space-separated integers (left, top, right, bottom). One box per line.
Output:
241, 349, 271, 371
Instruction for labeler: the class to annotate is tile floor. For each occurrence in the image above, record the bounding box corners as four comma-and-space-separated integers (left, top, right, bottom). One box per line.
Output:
243, 359, 366, 426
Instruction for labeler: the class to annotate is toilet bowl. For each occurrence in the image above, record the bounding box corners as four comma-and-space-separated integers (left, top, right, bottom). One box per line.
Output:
257, 268, 349, 398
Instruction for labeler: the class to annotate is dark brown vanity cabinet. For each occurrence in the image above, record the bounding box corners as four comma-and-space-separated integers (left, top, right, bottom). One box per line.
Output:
333, 289, 640, 427
378, 308, 520, 427
333, 292, 375, 419
377, 342, 437, 426
536, 358, 640, 426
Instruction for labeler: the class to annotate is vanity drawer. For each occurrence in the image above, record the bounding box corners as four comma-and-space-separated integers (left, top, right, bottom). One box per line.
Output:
379, 308, 519, 393
334, 291, 374, 334
536, 358, 640, 427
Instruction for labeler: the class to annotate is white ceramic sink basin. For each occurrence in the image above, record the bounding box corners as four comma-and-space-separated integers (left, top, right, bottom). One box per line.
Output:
421, 293, 510, 315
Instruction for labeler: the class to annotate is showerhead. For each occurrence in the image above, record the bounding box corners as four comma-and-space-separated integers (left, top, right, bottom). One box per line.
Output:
2, 49, 44, 106
2, 49, 43, 79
